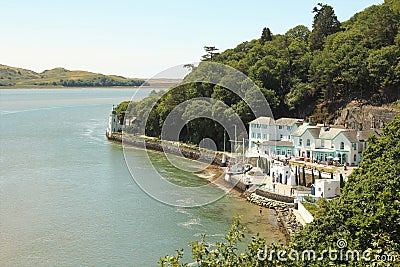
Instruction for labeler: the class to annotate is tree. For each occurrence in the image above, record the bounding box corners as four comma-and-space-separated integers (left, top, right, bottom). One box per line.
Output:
339, 173, 344, 188
310, 3, 341, 50
260, 27, 272, 45
311, 169, 315, 185
201, 46, 219, 61
301, 166, 306, 186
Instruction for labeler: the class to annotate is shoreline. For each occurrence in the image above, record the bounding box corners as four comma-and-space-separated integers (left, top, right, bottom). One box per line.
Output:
108, 132, 302, 243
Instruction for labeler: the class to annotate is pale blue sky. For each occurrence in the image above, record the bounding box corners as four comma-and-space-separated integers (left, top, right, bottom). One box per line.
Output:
1, 0, 383, 78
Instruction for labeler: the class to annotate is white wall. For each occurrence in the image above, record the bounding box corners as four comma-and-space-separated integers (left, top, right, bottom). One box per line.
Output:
315, 179, 340, 198
297, 201, 314, 224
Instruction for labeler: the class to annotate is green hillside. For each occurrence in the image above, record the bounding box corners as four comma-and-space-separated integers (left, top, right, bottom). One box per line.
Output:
0, 64, 146, 87
117, 0, 400, 151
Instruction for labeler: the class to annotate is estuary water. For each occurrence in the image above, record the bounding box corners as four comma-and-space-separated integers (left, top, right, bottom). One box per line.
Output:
0, 88, 284, 266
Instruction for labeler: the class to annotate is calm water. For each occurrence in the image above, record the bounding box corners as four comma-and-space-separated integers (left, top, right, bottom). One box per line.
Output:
0, 88, 284, 266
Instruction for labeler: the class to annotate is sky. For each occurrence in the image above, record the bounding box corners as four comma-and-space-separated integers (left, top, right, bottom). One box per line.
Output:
1, 0, 384, 78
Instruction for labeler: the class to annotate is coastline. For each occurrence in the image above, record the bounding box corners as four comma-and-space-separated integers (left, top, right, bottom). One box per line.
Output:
107, 132, 302, 243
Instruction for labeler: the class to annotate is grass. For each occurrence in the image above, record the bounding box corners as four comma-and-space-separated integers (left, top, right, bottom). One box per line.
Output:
302, 202, 319, 217
0, 64, 145, 87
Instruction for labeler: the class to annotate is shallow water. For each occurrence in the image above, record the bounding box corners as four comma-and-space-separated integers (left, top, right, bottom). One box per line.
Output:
0, 88, 284, 266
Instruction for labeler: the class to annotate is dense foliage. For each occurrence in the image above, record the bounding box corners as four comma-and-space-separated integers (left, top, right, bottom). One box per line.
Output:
158, 115, 400, 266
119, 1, 400, 149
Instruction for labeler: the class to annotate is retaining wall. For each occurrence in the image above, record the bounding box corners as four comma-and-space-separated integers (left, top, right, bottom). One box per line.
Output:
108, 133, 223, 165
297, 201, 314, 224
255, 188, 295, 203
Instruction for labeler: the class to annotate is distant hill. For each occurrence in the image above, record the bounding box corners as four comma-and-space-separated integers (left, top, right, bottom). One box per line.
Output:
0, 64, 146, 87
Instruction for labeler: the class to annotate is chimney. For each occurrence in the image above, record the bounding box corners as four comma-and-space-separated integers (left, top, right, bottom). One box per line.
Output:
344, 119, 348, 129
358, 122, 363, 131
371, 116, 375, 129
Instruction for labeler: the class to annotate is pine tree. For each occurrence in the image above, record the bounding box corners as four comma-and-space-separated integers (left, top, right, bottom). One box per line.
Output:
260, 27, 272, 45
310, 3, 341, 50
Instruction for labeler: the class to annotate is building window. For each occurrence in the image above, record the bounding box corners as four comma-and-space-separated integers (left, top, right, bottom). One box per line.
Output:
257, 133, 261, 139
306, 139, 310, 146
299, 139, 303, 146
263, 134, 267, 139
287, 126, 291, 130
280, 134, 283, 140
321, 139, 325, 148
354, 154, 357, 162
252, 132, 256, 138
340, 142, 344, 150
276, 148, 280, 155
278, 125, 283, 129
352, 143, 356, 150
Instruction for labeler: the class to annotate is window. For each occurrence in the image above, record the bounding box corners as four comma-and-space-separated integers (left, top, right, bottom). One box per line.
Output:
306, 139, 310, 146
354, 154, 357, 162
263, 134, 267, 139
278, 125, 283, 129
287, 126, 291, 130
299, 139, 303, 146
257, 133, 261, 139
252, 132, 256, 138
287, 150, 292, 156
321, 139, 325, 148
352, 143, 356, 150
276, 148, 281, 155
280, 134, 283, 140
340, 142, 344, 150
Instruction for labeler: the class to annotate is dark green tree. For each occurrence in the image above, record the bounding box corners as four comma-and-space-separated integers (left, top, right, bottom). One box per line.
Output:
310, 3, 341, 50
201, 46, 219, 61
260, 27, 272, 44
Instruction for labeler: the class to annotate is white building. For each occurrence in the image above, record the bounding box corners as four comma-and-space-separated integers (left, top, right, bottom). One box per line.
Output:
106, 105, 122, 138
292, 123, 380, 166
248, 116, 303, 158
314, 179, 340, 199
270, 162, 297, 186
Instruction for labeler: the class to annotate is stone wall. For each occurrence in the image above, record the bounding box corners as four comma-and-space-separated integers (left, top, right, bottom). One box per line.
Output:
255, 188, 295, 203
247, 193, 302, 236
108, 133, 224, 165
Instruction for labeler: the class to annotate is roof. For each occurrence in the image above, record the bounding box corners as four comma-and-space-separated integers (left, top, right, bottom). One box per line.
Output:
248, 116, 274, 125
308, 128, 321, 138
319, 127, 345, 139
261, 140, 294, 147
357, 129, 381, 141
292, 124, 320, 137
341, 130, 358, 143
275, 117, 302, 126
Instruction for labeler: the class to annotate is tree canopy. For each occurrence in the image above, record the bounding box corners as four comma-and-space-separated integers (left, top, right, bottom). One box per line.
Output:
118, 1, 400, 147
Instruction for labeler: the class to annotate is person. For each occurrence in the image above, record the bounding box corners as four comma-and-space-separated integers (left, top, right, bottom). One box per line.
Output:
259, 207, 263, 216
